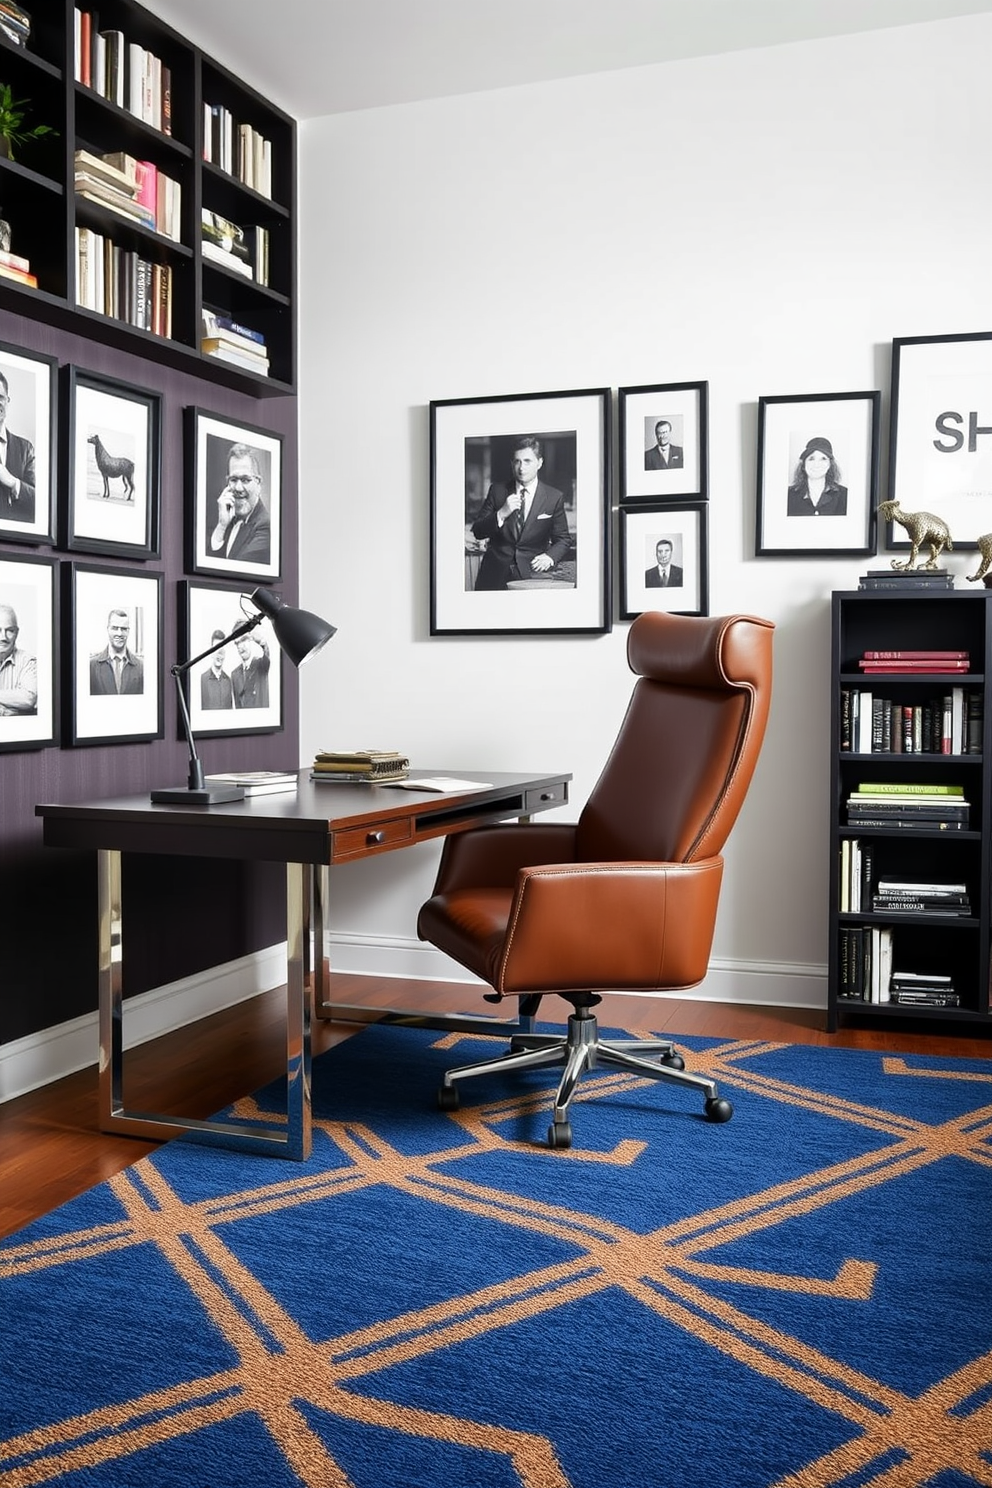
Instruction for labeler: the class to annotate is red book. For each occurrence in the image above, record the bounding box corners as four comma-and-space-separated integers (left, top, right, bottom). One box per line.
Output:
134, 160, 158, 223
861, 650, 968, 659
80, 11, 92, 87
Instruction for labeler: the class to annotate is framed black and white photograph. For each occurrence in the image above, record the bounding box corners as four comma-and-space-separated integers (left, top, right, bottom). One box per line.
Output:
620, 503, 708, 620
430, 387, 611, 635
618, 381, 708, 502
63, 562, 163, 747
755, 390, 880, 557
0, 340, 57, 546
61, 367, 161, 559
179, 580, 283, 737
887, 331, 992, 552
0, 553, 58, 751
185, 408, 282, 583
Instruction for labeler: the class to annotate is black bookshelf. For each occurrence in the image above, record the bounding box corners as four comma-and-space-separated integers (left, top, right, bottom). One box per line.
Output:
0, 0, 295, 396
828, 589, 992, 1032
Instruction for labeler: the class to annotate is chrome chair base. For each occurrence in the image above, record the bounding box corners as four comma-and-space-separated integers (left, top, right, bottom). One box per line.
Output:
438, 1007, 733, 1149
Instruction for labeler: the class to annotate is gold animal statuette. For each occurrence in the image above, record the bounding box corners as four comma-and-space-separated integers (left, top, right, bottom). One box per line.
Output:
966, 533, 992, 583
877, 500, 952, 571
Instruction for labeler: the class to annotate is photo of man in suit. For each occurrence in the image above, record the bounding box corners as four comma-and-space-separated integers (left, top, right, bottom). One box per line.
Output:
644, 419, 684, 472
200, 630, 234, 709
645, 538, 683, 588
471, 435, 572, 590
231, 632, 270, 708
0, 369, 36, 525
208, 442, 271, 566
89, 609, 144, 695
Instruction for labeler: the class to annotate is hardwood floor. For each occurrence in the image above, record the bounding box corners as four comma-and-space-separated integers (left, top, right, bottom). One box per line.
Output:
1, 972, 989, 1241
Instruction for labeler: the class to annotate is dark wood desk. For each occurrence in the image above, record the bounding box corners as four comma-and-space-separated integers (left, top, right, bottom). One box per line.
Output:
36, 768, 569, 1160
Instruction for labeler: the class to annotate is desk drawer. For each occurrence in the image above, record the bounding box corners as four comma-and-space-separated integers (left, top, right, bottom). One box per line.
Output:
525, 781, 568, 813
331, 815, 413, 860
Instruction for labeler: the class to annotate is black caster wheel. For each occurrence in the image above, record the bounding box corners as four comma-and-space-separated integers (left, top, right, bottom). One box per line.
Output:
438, 1085, 459, 1111
660, 1052, 685, 1070
704, 1097, 733, 1123
547, 1120, 572, 1149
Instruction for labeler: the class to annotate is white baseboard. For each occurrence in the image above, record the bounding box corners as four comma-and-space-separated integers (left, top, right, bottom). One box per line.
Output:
0, 944, 288, 1106
0, 934, 828, 1105
324, 932, 828, 1010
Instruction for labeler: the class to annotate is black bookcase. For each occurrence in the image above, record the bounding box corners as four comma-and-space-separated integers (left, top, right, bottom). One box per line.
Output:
0, 0, 295, 395
829, 589, 992, 1032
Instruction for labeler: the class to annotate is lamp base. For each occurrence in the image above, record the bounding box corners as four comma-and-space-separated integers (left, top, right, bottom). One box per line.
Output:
150, 785, 246, 805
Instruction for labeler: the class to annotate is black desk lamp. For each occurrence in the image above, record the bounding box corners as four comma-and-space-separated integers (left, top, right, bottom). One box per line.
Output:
151, 587, 336, 805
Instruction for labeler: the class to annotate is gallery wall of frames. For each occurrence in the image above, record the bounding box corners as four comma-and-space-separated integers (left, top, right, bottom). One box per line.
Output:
0, 306, 299, 1050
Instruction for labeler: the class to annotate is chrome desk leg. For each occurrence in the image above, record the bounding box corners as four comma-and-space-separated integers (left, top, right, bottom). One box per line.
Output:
96, 849, 312, 1160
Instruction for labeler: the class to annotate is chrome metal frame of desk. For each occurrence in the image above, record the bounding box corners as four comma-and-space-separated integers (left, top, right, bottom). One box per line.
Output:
99, 850, 314, 1160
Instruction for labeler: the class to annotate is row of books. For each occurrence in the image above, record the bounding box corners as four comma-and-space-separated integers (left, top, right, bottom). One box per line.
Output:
201, 310, 269, 376
74, 150, 181, 242
856, 648, 970, 674
0, 1, 30, 48
839, 835, 973, 915
859, 569, 955, 591
75, 227, 173, 337
840, 687, 982, 755
838, 927, 960, 1006
310, 750, 410, 784
845, 782, 970, 831
200, 211, 269, 287
202, 104, 273, 199
73, 10, 172, 136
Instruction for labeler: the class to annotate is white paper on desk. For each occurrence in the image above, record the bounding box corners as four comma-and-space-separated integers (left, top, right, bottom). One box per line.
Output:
384, 776, 493, 792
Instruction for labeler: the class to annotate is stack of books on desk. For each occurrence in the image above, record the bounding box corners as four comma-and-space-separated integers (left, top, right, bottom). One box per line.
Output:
310, 750, 409, 784
203, 769, 298, 797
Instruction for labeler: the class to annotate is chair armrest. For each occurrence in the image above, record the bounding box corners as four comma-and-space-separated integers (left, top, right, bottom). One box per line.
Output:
431, 822, 578, 894
497, 856, 724, 995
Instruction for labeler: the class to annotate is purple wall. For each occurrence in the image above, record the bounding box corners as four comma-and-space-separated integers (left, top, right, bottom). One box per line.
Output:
0, 305, 298, 1046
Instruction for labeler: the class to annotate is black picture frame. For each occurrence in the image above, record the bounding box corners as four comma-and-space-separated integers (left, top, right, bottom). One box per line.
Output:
0, 552, 58, 751
755, 390, 880, 557
178, 579, 284, 738
618, 381, 708, 503
0, 339, 57, 547
429, 387, 611, 636
184, 407, 283, 583
887, 330, 992, 553
60, 366, 161, 559
62, 561, 163, 747
619, 503, 709, 620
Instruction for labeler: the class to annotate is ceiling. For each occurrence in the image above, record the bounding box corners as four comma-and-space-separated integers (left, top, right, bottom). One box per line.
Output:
152, 0, 992, 121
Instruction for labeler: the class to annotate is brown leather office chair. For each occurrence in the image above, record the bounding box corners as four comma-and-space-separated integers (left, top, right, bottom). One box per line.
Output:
417, 609, 774, 1148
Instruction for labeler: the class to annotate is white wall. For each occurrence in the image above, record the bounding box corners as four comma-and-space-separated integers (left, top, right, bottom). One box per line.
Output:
295, 15, 991, 1005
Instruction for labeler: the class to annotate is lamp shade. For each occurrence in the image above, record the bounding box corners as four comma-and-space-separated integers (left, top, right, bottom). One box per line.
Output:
250, 587, 336, 668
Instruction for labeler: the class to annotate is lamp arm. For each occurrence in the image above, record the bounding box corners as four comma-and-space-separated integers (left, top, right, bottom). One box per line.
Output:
169, 611, 264, 793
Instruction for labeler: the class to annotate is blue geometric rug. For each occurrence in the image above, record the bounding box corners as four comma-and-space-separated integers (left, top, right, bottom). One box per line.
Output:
2, 1024, 991, 1488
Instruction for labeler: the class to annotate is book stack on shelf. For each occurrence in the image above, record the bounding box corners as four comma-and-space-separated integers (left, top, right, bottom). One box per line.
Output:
840, 686, 981, 754
310, 750, 410, 784
202, 105, 272, 197
0, 2, 30, 48
74, 151, 181, 241
888, 972, 960, 1009
858, 568, 955, 591
202, 770, 298, 798
857, 648, 969, 674
201, 310, 269, 375
845, 782, 970, 832
871, 877, 971, 917
0, 245, 37, 290
74, 10, 172, 133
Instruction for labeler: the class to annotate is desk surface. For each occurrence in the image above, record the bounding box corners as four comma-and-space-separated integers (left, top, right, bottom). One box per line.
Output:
36, 768, 571, 865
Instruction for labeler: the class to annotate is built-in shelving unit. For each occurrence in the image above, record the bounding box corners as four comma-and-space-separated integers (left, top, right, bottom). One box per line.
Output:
828, 589, 992, 1032
0, 0, 295, 396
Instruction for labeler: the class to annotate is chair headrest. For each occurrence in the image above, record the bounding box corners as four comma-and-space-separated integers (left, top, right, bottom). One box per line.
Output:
627, 611, 773, 692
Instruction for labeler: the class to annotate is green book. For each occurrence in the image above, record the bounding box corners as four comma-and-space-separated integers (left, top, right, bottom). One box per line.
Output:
856, 782, 964, 795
